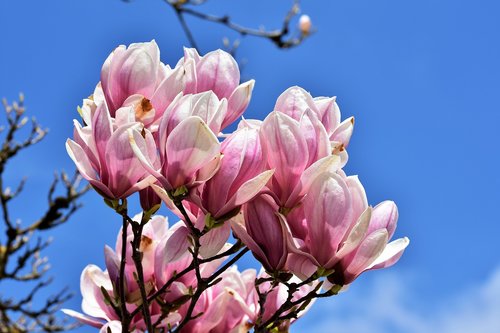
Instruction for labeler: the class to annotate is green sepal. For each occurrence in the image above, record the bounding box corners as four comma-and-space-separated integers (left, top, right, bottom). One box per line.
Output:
316, 267, 334, 277
328, 283, 343, 295
142, 203, 161, 223
205, 213, 216, 229
172, 185, 188, 198
104, 198, 119, 210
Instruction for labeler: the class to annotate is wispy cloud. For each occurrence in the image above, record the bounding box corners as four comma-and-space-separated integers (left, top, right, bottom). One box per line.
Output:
293, 267, 500, 333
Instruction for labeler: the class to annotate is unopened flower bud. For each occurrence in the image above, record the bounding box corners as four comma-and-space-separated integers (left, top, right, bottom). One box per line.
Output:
299, 15, 312, 35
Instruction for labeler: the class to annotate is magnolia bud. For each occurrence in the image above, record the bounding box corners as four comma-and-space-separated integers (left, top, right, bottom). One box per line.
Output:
299, 15, 312, 35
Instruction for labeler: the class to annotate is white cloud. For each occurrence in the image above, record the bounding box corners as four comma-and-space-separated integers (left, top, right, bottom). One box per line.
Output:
292, 267, 500, 333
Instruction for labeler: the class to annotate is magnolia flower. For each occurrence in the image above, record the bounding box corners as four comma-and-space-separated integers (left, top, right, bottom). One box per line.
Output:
183, 127, 273, 257
274, 86, 354, 166
287, 171, 409, 284
180, 48, 255, 130
130, 115, 221, 193
160, 91, 228, 136
232, 194, 290, 272
66, 102, 156, 199
328, 201, 410, 285
101, 41, 162, 114
194, 127, 273, 219
260, 110, 336, 209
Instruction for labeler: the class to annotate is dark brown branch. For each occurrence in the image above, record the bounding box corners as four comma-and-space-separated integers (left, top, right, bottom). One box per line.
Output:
0, 95, 89, 332
118, 209, 130, 333
173, 6, 199, 51
177, 0, 307, 49
122, 0, 312, 51
130, 212, 154, 333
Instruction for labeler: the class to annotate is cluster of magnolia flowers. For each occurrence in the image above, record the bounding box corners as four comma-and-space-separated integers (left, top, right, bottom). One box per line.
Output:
63, 41, 409, 333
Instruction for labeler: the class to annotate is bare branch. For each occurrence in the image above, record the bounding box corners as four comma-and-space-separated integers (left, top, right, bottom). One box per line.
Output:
123, 0, 312, 51
0, 95, 88, 332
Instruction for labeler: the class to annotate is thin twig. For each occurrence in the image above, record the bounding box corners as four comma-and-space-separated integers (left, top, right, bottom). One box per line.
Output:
0, 95, 87, 332
123, 0, 311, 51
173, 6, 199, 50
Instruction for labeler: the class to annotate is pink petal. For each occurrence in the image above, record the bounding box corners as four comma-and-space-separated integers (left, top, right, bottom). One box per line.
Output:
331, 116, 354, 147
199, 223, 231, 258
344, 229, 389, 282
285, 154, 341, 209
304, 172, 352, 266
61, 309, 104, 328
105, 124, 148, 197
164, 225, 190, 263
195, 49, 240, 99
287, 253, 318, 280
260, 112, 309, 202
65, 139, 98, 182
274, 86, 318, 121
345, 176, 368, 223
165, 116, 220, 189
223, 80, 255, 129
299, 108, 331, 166
313, 96, 341, 136
92, 102, 113, 169
368, 237, 410, 270
333, 207, 372, 263
184, 47, 201, 63
104, 245, 120, 290
368, 200, 399, 237
151, 64, 186, 117
230, 218, 271, 271
217, 170, 274, 217
128, 127, 169, 188
80, 265, 113, 321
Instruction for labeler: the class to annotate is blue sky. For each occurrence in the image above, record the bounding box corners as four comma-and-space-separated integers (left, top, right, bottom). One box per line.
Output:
1, 0, 500, 332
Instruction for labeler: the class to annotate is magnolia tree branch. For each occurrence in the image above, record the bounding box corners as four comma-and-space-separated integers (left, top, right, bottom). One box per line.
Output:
0, 95, 90, 333
122, 0, 312, 53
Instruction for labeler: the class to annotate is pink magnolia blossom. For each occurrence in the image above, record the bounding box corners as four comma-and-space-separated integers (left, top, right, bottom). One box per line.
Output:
160, 91, 227, 136
328, 200, 410, 285
84, 41, 189, 131
194, 127, 273, 219
130, 115, 221, 193
260, 110, 337, 209
274, 86, 354, 166
287, 171, 409, 284
181, 48, 255, 130
232, 194, 290, 273
179, 127, 274, 257
101, 41, 162, 114
99, 41, 186, 124
66, 102, 156, 199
